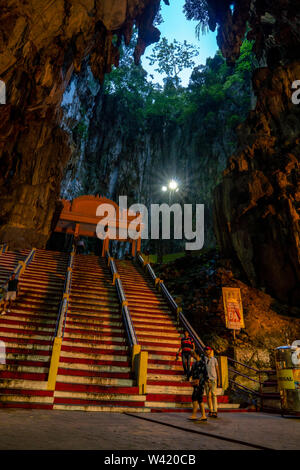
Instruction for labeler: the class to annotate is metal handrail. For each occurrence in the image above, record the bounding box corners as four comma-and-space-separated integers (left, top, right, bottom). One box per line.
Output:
115, 277, 127, 306
179, 311, 205, 353
228, 367, 261, 384
136, 252, 205, 353
0, 243, 8, 254
227, 356, 277, 399
0, 248, 36, 291
228, 357, 269, 374
106, 250, 138, 348
23, 249, 35, 266
54, 248, 75, 339
229, 379, 261, 396
14, 248, 36, 278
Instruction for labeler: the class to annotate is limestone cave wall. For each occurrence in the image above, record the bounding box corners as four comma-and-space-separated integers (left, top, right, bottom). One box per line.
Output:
0, 0, 161, 249
0, 0, 299, 307
207, 0, 300, 306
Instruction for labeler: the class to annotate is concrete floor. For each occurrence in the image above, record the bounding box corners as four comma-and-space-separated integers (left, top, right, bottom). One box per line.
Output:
0, 410, 299, 450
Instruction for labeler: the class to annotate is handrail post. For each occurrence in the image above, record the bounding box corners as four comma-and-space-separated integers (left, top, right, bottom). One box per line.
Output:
47, 337, 63, 390
176, 306, 182, 326
218, 356, 229, 390
132, 344, 141, 372
0, 243, 8, 254
137, 350, 148, 395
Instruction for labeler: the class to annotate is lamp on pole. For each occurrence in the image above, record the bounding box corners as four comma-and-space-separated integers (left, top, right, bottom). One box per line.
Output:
159, 179, 180, 260
162, 179, 179, 205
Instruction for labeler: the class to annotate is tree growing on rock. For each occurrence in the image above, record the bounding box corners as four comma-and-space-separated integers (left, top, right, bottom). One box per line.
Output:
146, 37, 199, 87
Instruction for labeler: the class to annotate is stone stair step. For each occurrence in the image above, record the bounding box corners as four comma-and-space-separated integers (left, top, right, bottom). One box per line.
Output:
62, 336, 126, 346
53, 404, 149, 412
0, 328, 53, 339
0, 314, 56, 325
56, 374, 134, 386
60, 351, 129, 363
54, 390, 144, 401
0, 361, 49, 371
0, 322, 54, 333
61, 340, 128, 350
57, 363, 131, 373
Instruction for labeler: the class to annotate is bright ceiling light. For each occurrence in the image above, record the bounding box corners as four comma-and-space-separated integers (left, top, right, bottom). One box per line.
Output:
162, 186, 167, 192
168, 180, 178, 190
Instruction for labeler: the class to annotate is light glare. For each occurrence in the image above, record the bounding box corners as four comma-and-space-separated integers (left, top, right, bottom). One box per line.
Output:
169, 180, 178, 190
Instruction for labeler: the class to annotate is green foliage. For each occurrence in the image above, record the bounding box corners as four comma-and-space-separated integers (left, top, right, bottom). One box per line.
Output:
101, 36, 254, 140
146, 37, 199, 86
183, 0, 210, 30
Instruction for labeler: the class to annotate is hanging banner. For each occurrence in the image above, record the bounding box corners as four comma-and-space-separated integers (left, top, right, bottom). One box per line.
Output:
222, 287, 245, 330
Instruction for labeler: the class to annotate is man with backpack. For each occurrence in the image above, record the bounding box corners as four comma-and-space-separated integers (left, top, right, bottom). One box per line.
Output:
188, 350, 208, 421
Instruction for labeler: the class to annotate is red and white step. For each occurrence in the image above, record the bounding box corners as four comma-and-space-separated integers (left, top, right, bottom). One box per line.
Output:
116, 260, 239, 413
53, 254, 148, 412
0, 249, 68, 408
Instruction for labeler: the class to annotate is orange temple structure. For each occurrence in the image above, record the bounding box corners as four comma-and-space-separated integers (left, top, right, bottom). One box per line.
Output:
54, 195, 143, 256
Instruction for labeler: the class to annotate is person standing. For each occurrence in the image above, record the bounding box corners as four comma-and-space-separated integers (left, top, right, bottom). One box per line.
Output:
176, 330, 195, 380
76, 237, 85, 255
1, 273, 20, 315
204, 346, 220, 418
189, 350, 208, 421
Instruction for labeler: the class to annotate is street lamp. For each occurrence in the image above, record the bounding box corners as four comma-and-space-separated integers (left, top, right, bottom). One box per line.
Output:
168, 180, 178, 191
159, 179, 180, 260
161, 179, 180, 204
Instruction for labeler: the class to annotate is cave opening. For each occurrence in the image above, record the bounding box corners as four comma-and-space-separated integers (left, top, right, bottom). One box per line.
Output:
0, 0, 299, 417
60, 0, 254, 260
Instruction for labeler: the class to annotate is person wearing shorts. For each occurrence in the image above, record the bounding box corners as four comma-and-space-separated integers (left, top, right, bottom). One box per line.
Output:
188, 350, 208, 421
1, 273, 19, 315
204, 346, 220, 418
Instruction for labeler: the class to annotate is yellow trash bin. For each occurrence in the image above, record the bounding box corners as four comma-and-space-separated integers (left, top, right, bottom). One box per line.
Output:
275, 341, 300, 417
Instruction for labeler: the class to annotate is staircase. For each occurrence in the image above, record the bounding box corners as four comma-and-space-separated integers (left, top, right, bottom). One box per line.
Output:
0, 249, 241, 413
53, 254, 147, 412
116, 260, 237, 413
261, 371, 281, 413
0, 249, 68, 408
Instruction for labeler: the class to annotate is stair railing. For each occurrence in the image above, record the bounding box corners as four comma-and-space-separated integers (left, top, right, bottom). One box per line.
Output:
136, 252, 233, 391
136, 252, 205, 354
136, 252, 278, 402
228, 357, 276, 409
0, 243, 8, 254
106, 250, 148, 394
47, 246, 75, 390
13, 248, 36, 278
0, 248, 36, 298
